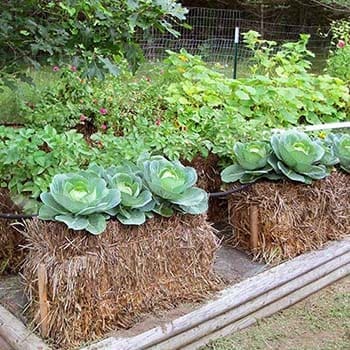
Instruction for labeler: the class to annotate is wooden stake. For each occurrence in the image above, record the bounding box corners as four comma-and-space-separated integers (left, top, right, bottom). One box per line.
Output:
249, 205, 259, 250
38, 263, 49, 338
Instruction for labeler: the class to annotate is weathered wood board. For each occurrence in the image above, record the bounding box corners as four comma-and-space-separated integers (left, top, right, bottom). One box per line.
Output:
83, 238, 350, 350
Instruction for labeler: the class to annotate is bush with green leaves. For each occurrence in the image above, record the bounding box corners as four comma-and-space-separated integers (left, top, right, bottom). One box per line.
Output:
39, 171, 121, 234
0, 0, 187, 79
163, 40, 349, 141
0, 126, 91, 202
326, 19, 350, 83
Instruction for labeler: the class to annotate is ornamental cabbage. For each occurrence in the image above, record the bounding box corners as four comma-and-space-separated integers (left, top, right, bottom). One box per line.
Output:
38, 171, 121, 234
315, 136, 339, 168
269, 130, 328, 184
105, 168, 154, 225
138, 155, 208, 216
221, 141, 278, 184
331, 133, 350, 173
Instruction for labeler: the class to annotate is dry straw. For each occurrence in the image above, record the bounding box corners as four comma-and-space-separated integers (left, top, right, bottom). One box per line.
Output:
227, 171, 350, 264
0, 189, 25, 273
22, 214, 221, 349
186, 154, 228, 224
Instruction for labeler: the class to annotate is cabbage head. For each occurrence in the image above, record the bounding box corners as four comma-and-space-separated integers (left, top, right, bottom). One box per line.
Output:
139, 155, 208, 216
39, 171, 121, 234
221, 141, 277, 184
105, 169, 154, 225
315, 136, 339, 168
331, 133, 350, 173
269, 130, 328, 184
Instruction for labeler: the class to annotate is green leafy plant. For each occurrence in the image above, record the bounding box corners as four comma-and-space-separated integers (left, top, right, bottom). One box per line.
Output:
326, 20, 350, 83
39, 171, 121, 234
138, 155, 208, 216
102, 165, 154, 225
330, 133, 350, 173
269, 130, 329, 184
0, 126, 91, 201
0, 0, 187, 78
221, 141, 278, 184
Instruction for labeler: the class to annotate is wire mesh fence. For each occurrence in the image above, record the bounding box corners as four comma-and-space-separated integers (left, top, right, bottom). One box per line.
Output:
137, 7, 331, 66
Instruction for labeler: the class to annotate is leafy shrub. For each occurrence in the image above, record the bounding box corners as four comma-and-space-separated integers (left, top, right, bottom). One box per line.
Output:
0, 0, 187, 77
20, 66, 134, 131
163, 44, 349, 146
0, 126, 91, 200
326, 20, 350, 83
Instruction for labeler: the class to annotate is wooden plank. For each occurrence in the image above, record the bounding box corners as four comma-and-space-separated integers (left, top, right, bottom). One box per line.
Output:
38, 263, 49, 338
249, 205, 259, 250
0, 336, 13, 350
151, 251, 350, 350
82, 238, 350, 350
182, 265, 350, 350
0, 305, 50, 350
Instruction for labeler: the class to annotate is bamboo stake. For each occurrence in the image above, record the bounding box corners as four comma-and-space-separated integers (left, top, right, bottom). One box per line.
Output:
38, 263, 49, 338
249, 205, 259, 250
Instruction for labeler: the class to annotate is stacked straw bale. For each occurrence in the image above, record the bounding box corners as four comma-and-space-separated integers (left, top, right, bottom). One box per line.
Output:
185, 153, 227, 225
0, 189, 25, 273
227, 171, 350, 264
22, 214, 220, 348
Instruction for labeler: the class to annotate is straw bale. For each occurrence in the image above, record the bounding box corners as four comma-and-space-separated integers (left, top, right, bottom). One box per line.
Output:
227, 171, 350, 264
0, 189, 25, 273
185, 154, 228, 225
22, 214, 221, 349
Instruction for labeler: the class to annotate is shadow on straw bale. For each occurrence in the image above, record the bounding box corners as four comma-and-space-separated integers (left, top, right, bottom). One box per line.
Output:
0, 189, 25, 274
22, 214, 221, 349
227, 171, 350, 264
184, 153, 228, 226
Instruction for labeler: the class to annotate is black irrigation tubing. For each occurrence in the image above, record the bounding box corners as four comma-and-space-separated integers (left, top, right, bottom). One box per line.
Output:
0, 213, 38, 220
0, 185, 251, 220
208, 184, 251, 198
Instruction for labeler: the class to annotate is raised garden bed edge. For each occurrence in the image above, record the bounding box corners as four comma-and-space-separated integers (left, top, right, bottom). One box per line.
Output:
1, 237, 349, 350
